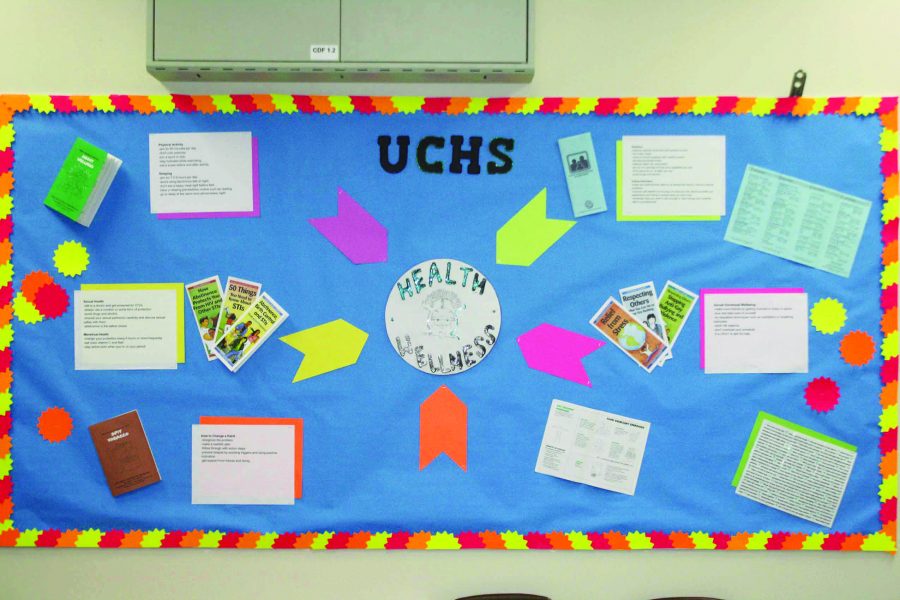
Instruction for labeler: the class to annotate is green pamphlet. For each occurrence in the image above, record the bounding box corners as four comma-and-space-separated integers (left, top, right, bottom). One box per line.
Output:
185, 276, 224, 361
214, 292, 289, 373
657, 280, 698, 347
44, 137, 121, 226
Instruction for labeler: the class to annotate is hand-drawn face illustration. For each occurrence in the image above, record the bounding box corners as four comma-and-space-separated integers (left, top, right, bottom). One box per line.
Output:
422, 289, 464, 339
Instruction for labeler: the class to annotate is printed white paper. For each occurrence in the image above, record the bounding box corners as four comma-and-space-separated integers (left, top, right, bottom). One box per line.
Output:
620, 135, 726, 218
191, 424, 294, 505
702, 290, 808, 374
735, 414, 856, 527
74, 289, 178, 370
149, 131, 254, 214
535, 399, 650, 495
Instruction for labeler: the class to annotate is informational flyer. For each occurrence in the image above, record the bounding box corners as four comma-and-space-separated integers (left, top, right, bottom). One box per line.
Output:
657, 280, 698, 350
199, 416, 303, 499
619, 281, 670, 362
214, 276, 261, 343
185, 276, 223, 360
214, 292, 289, 372
74, 289, 179, 370
700, 288, 808, 374
618, 135, 726, 220
81, 282, 185, 363
724, 164, 872, 277
191, 424, 294, 505
734, 412, 856, 528
588, 297, 668, 372
535, 399, 651, 496
149, 131, 254, 215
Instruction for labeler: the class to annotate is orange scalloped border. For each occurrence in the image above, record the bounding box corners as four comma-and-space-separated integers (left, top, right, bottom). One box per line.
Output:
0, 94, 894, 551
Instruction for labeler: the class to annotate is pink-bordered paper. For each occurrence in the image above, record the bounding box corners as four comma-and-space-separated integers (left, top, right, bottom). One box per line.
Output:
699, 287, 805, 369
156, 137, 260, 220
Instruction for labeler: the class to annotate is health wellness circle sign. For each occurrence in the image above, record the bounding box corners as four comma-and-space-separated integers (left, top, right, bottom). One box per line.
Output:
385, 258, 501, 375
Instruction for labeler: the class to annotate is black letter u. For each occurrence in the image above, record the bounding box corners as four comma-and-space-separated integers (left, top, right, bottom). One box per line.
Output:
378, 135, 410, 174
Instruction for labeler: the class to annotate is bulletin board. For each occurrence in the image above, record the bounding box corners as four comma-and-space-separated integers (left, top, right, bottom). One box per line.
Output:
0, 94, 896, 551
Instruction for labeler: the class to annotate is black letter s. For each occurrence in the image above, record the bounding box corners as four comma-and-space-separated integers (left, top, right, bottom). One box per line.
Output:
487, 138, 514, 174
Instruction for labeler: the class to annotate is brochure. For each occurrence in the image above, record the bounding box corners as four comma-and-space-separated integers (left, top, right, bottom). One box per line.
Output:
589, 297, 668, 372
657, 280, 698, 351
619, 281, 670, 363
214, 276, 261, 344
214, 292, 289, 372
185, 276, 224, 360
535, 399, 650, 496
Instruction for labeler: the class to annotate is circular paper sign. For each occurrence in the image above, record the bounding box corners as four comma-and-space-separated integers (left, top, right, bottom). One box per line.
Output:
385, 258, 501, 375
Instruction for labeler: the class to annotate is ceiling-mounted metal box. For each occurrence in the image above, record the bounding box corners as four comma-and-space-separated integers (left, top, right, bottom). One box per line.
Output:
147, 0, 534, 82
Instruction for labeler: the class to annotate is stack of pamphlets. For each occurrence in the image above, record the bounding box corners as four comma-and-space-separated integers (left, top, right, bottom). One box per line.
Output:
44, 137, 121, 226
185, 276, 288, 372
588, 280, 698, 372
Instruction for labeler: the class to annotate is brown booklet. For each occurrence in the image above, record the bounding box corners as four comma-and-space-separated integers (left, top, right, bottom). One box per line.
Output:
88, 410, 161, 496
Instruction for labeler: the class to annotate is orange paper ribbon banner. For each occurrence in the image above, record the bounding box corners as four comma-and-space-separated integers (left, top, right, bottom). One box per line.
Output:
419, 385, 467, 471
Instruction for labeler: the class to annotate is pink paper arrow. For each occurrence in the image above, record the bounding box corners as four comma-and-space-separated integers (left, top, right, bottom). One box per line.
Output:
517, 323, 605, 386
309, 188, 388, 264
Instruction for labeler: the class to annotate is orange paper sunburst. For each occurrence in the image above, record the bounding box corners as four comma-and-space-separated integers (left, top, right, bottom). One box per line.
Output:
37, 407, 73, 443
20, 270, 53, 303
840, 330, 877, 367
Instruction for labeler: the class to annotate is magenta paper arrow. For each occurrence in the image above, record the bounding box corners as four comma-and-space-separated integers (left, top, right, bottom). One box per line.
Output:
517, 323, 605, 386
309, 188, 388, 264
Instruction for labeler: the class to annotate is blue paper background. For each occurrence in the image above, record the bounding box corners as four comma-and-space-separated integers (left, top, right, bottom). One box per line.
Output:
9, 109, 884, 535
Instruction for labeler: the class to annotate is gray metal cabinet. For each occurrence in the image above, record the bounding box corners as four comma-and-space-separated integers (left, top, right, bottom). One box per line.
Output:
147, 0, 533, 82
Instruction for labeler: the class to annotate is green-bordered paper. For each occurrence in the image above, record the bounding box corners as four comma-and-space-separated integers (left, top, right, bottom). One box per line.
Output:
81, 283, 185, 363
732, 411, 856, 487
616, 140, 721, 222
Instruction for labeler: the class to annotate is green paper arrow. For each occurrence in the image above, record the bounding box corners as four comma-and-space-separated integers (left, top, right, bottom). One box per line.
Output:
280, 319, 368, 382
496, 188, 575, 266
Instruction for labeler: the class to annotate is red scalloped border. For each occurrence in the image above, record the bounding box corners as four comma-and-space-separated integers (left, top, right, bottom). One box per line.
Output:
0, 94, 895, 551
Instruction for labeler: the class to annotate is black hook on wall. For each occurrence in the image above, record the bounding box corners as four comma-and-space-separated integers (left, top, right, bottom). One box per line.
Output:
790, 69, 807, 97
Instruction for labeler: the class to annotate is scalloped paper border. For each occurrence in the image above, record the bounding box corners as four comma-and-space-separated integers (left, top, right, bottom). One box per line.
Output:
0, 94, 895, 551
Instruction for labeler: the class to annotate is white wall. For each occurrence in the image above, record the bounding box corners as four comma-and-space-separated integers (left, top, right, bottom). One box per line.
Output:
1, 1, 898, 598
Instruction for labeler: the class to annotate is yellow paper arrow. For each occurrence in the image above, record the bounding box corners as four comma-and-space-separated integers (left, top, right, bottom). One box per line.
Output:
280, 318, 369, 382
496, 188, 576, 266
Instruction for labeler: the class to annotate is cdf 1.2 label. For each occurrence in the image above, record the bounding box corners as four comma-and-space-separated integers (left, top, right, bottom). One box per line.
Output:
310, 45, 339, 61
